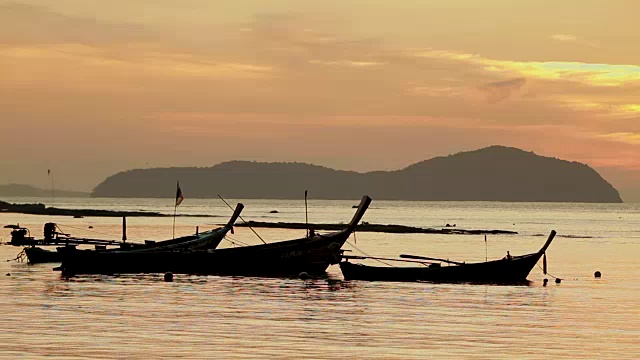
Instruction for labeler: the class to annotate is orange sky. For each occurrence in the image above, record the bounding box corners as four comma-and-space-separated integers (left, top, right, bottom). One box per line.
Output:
1, 1, 639, 201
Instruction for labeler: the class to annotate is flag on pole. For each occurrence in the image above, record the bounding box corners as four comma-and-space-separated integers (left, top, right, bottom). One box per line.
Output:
175, 182, 184, 207
47, 169, 51, 175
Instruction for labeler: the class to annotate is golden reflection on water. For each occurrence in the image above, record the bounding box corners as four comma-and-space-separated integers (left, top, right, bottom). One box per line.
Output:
1, 199, 639, 359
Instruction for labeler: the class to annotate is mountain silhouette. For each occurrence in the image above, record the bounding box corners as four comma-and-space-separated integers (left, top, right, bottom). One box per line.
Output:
0, 184, 89, 197
91, 146, 622, 203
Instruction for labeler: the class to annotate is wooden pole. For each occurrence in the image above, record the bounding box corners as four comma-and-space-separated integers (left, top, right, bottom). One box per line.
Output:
172, 205, 177, 239
343, 255, 436, 265
400, 254, 465, 266
305, 190, 309, 237
122, 216, 127, 241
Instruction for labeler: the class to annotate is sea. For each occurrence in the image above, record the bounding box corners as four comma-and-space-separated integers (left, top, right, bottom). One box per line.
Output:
0, 197, 638, 359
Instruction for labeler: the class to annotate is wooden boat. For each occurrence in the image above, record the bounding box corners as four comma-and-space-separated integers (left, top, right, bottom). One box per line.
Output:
23, 246, 63, 264
339, 230, 556, 284
58, 196, 372, 277
22, 203, 244, 264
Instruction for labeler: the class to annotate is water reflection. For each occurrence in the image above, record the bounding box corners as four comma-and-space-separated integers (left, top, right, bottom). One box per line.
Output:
1, 199, 639, 359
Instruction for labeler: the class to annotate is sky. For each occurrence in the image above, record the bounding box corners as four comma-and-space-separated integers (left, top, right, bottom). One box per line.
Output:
1, 1, 639, 201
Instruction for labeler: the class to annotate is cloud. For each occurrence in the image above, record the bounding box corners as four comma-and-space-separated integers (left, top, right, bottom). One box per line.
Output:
477, 78, 527, 103
308, 60, 385, 67
550, 33, 599, 48
1, 7, 638, 174
0, 44, 274, 82
413, 49, 640, 87
597, 132, 640, 145
0, 3, 152, 45
550, 34, 578, 42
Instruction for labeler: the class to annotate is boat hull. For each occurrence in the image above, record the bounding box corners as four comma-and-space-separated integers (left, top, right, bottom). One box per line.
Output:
24, 247, 62, 264
60, 231, 349, 277
339, 252, 544, 284
59, 195, 371, 277
23, 228, 229, 264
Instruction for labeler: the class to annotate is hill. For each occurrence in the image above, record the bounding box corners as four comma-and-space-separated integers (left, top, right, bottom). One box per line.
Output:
91, 146, 622, 203
0, 184, 89, 198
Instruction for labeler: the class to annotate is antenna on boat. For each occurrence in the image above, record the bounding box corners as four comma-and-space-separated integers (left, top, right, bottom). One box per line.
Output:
305, 190, 309, 237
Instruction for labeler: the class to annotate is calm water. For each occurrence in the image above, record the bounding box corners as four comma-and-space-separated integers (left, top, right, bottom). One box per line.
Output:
1, 197, 639, 359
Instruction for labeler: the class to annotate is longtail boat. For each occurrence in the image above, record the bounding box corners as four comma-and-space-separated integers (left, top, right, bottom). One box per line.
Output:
339, 230, 556, 284
20, 203, 244, 264
58, 196, 371, 277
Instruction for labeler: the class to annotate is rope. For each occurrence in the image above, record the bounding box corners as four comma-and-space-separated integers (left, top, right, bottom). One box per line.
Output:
222, 234, 250, 247
536, 262, 561, 280
56, 223, 120, 240
8, 249, 26, 263
217, 195, 266, 244
345, 239, 395, 267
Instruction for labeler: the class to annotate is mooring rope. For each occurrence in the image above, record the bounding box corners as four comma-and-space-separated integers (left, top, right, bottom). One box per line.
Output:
217, 195, 266, 244
222, 234, 250, 247
345, 239, 395, 267
536, 262, 561, 280
56, 223, 120, 240
8, 249, 26, 263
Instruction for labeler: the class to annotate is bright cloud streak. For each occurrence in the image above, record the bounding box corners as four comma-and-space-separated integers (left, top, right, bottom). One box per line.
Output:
414, 49, 640, 86
597, 132, 640, 145
549, 34, 599, 48
1, 44, 274, 79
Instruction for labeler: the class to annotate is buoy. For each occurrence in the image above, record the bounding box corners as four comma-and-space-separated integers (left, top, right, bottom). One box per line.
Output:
594, 271, 601, 278
5, 273, 10, 276
543, 278, 548, 286
555, 278, 562, 284
164, 272, 173, 282
298, 272, 309, 280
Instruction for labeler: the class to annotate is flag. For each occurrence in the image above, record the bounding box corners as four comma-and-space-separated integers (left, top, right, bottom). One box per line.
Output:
175, 182, 184, 207
47, 169, 51, 176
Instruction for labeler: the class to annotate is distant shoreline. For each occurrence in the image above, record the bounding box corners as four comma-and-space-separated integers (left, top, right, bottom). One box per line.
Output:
0, 200, 517, 235
0, 200, 203, 218
237, 221, 517, 235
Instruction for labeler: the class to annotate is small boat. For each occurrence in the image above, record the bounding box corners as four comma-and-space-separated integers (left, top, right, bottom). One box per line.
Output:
58, 196, 371, 277
20, 203, 244, 264
339, 230, 556, 284
23, 247, 63, 264
7, 222, 130, 247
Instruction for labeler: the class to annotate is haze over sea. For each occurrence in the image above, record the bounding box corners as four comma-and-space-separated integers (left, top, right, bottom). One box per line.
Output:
1, 197, 638, 359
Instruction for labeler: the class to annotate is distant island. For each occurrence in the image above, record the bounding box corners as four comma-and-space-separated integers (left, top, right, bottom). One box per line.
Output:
91, 146, 622, 203
0, 184, 89, 198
